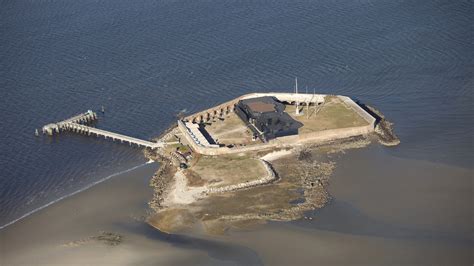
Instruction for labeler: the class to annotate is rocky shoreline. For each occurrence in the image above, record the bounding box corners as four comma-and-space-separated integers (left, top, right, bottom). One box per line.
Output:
359, 103, 400, 146
143, 126, 181, 212
144, 148, 177, 212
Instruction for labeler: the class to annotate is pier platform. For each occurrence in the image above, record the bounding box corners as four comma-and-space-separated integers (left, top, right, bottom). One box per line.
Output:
41, 110, 162, 149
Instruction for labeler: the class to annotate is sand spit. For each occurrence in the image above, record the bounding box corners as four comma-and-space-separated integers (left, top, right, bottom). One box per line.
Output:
61, 231, 123, 247
165, 171, 207, 205
260, 149, 294, 161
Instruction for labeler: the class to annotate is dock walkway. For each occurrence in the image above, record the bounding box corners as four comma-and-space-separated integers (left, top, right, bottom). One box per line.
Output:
41, 110, 163, 149
64, 123, 163, 149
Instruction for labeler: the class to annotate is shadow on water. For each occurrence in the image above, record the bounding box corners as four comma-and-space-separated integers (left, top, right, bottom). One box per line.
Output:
117, 221, 263, 266
289, 199, 473, 246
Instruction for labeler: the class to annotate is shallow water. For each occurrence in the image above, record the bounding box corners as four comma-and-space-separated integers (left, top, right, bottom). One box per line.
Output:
0, 0, 472, 264
0, 163, 263, 266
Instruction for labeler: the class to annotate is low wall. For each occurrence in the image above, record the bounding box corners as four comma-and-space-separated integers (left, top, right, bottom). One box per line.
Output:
241, 92, 325, 104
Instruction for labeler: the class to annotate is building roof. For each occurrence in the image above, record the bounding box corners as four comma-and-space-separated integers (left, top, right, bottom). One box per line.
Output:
246, 101, 276, 113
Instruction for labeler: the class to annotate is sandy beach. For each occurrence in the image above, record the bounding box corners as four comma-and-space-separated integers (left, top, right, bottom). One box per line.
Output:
0, 163, 225, 266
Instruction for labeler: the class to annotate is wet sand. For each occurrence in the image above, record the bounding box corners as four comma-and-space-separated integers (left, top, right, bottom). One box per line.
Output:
0, 163, 261, 266
327, 145, 472, 235
226, 144, 473, 265
1, 145, 471, 265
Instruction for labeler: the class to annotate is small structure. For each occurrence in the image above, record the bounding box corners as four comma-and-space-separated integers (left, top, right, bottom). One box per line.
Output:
179, 121, 220, 148
235, 96, 303, 142
295, 77, 300, 115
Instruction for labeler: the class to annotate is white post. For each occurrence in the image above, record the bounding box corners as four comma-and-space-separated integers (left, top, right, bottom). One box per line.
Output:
295, 77, 300, 115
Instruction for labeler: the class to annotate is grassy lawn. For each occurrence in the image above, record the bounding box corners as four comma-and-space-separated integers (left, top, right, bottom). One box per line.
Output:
286, 96, 368, 134
191, 154, 267, 188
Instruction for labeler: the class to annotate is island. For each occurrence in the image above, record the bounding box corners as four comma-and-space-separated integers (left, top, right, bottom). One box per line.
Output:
145, 91, 399, 234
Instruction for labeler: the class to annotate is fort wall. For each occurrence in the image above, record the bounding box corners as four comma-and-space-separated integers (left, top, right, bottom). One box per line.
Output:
183, 92, 325, 124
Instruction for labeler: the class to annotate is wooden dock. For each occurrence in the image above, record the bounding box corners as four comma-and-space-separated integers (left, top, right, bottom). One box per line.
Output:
41, 110, 163, 149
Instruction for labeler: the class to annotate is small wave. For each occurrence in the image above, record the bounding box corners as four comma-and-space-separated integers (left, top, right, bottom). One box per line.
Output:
0, 162, 151, 231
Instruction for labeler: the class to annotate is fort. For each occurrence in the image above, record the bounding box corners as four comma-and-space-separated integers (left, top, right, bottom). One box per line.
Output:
176, 92, 376, 156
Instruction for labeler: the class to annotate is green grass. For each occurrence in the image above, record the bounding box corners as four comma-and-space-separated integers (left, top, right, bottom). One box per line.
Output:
286, 97, 368, 134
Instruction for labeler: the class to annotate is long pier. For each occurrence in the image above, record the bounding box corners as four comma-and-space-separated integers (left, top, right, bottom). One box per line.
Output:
41, 110, 163, 149
64, 123, 163, 149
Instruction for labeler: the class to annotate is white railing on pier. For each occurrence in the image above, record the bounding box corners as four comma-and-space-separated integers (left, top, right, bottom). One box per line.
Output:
41, 110, 163, 149
64, 123, 163, 149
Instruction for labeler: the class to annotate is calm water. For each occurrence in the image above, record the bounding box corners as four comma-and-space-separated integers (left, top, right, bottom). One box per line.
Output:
0, 0, 472, 230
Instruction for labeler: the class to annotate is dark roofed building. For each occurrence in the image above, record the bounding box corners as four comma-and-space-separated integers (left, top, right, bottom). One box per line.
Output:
235, 96, 302, 142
